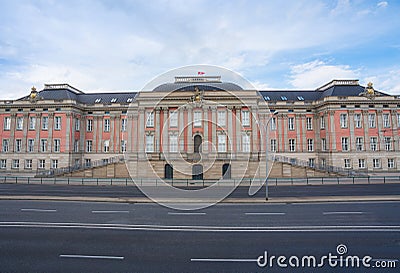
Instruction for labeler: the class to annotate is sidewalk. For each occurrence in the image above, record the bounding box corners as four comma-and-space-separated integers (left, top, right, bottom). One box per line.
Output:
0, 194, 399, 204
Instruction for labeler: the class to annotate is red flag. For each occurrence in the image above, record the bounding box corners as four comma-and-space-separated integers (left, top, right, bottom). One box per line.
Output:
198, 71, 205, 75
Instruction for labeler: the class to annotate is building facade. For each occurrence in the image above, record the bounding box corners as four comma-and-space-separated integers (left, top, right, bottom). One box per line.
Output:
0, 76, 399, 178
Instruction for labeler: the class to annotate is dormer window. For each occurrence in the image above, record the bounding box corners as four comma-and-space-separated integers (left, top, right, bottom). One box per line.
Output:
127, 98, 133, 103
297, 96, 304, 101
264, 96, 270, 101
281, 96, 287, 101
94, 98, 101, 103
111, 98, 117, 103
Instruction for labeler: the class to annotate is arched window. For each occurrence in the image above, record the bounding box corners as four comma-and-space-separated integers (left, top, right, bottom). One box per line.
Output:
194, 135, 202, 153
164, 164, 173, 179
222, 163, 231, 179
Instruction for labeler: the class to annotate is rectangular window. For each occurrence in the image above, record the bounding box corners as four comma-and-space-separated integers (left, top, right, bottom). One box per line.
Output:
242, 134, 250, 152
15, 139, 22, 152
308, 158, 315, 168
2, 139, 9, 153
75, 118, 80, 131
388, 158, 395, 169
344, 159, 351, 169
104, 140, 110, 152
288, 117, 294, 131
40, 139, 47, 152
306, 117, 313, 130
193, 111, 202, 127
146, 112, 154, 127
121, 140, 127, 152
289, 139, 296, 152
121, 118, 127, 131
321, 158, 326, 168
85, 159, 91, 168
104, 119, 110, 132
38, 159, 46, 169
217, 111, 226, 127
384, 137, 392, 151
86, 119, 93, 132
241, 110, 250, 126
307, 139, 313, 152
340, 114, 348, 128
16, 117, 23, 130
54, 139, 60, 152
341, 137, 349, 151
373, 158, 381, 168
51, 159, 58, 169
270, 139, 277, 152
54, 116, 61, 130
42, 116, 49, 130
27, 139, 35, 152
370, 137, 378, 151
368, 113, 376, 128
356, 137, 363, 151
25, 159, 32, 169
218, 134, 226, 152
145, 135, 154, 152
12, 159, 19, 169
86, 140, 93, 152
3, 117, 11, 130
169, 134, 178, 153
358, 159, 365, 169
29, 117, 36, 130
74, 140, 79, 153
320, 116, 325, 129
169, 111, 178, 128
397, 113, 400, 127
321, 138, 326, 151
270, 117, 277, 131
0, 159, 6, 169
354, 114, 362, 128
383, 113, 390, 128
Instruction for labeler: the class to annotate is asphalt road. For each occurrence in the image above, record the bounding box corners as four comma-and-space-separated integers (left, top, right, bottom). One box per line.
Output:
0, 200, 399, 273
0, 183, 399, 199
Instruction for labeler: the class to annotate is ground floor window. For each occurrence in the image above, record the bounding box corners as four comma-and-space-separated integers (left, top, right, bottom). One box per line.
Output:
308, 158, 315, 168
12, 159, 19, 169
372, 158, 381, 169
344, 159, 351, 168
51, 159, 58, 169
25, 159, 32, 169
0, 159, 6, 169
38, 159, 46, 169
85, 159, 91, 167
388, 158, 395, 169
164, 164, 173, 179
358, 159, 365, 169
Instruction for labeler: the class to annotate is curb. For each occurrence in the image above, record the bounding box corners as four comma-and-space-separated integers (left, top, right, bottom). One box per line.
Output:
0, 195, 399, 204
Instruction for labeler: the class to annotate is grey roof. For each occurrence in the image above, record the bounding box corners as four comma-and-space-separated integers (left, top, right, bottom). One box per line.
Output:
152, 82, 243, 92
18, 88, 138, 104
260, 85, 390, 102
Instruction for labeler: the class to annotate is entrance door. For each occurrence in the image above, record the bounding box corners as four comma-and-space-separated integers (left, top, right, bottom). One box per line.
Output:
164, 164, 173, 179
194, 135, 202, 153
222, 163, 231, 179
192, 164, 203, 180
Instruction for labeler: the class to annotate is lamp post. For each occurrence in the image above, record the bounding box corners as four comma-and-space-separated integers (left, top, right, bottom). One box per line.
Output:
266, 111, 279, 201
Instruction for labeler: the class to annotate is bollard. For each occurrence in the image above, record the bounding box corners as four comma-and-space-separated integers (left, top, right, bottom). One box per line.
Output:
27, 177, 30, 184
383, 176, 386, 184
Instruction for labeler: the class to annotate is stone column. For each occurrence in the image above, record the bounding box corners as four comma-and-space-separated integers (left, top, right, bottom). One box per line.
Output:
295, 114, 301, 152
329, 111, 336, 151
349, 110, 355, 151
227, 106, 233, 153
377, 110, 384, 151
162, 107, 168, 153
301, 114, 306, 152
35, 113, 41, 153
251, 107, 258, 153
22, 113, 30, 152
203, 106, 209, 152
48, 113, 54, 152
9, 113, 16, 152
236, 108, 241, 152
155, 109, 161, 153
362, 110, 369, 151
279, 114, 285, 152
187, 107, 193, 153
211, 106, 217, 153
138, 108, 145, 156
93, 116, 98, 153
391, 110, 399, 151
179, 108, 184, 152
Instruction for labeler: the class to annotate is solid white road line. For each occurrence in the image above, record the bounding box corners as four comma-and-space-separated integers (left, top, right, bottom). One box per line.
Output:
245, 212, 285, 216
91, 210, 130, 214
191, 258, 257, 262
168, 212, 206, 215
323, 211, 364, 215
20, 208, 57, 212
59, 254, 124, 260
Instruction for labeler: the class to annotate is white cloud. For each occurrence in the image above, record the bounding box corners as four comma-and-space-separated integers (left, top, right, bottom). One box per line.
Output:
289, 60, 359, 89
377, 1, 388, 8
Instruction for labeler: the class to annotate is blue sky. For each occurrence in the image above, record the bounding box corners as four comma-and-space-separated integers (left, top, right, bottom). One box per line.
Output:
0, 0, 399, 99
